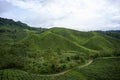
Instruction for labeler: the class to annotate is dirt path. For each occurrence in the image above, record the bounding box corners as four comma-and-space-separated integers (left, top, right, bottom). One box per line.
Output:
79, 60, 93, 68
34, 60, 93, 77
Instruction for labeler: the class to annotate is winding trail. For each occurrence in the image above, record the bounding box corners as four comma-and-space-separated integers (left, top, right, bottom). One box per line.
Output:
34, 60, 93, 77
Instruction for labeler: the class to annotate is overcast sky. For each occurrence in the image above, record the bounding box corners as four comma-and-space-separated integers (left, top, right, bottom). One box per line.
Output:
0, 0, 120, 31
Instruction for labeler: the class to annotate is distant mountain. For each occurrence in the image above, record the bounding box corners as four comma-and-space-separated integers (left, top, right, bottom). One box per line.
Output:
95, 30, 120, 39
0, 17, 29, 29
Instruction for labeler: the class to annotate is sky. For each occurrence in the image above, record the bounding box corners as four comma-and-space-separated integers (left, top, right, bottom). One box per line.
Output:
0, 0, 120, 31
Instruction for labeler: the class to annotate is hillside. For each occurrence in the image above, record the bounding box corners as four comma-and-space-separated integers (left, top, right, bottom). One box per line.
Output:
0, 57, 120, 80
0, 17, 120, 80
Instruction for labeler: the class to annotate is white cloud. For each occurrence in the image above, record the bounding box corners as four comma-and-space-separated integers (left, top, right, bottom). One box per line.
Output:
4, 0, 120, 31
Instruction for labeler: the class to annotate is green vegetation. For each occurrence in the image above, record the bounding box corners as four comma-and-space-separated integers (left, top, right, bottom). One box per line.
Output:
0, 17, 120, 80
0, 57, 120, 80
76, 57, 120, 80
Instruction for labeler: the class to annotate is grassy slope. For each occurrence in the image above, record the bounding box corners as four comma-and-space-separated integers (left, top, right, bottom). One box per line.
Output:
0, 25, 120, 56
49, 27, 120, 54
0, 57, 120, 80
26, 27, 119, 53
21, 28, 98, 54
77, 57, 120, 80
84, 35, 114, 52
50, 27, 94, 45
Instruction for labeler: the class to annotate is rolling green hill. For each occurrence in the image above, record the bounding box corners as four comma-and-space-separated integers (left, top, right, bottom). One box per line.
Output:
0, 17, 120, 80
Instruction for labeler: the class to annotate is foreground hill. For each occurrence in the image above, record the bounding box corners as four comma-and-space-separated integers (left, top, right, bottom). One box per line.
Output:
0, 57, 120, 80
0, 17, 120, 79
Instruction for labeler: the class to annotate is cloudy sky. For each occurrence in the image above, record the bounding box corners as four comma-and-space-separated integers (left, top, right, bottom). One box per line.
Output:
0, 0, 120, 31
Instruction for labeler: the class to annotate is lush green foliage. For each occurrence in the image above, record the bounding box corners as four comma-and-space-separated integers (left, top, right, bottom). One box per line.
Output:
77, 57, 120, 80
0, 57, 120, 80
0, 17, 120, 79
96, 30, 120, 39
